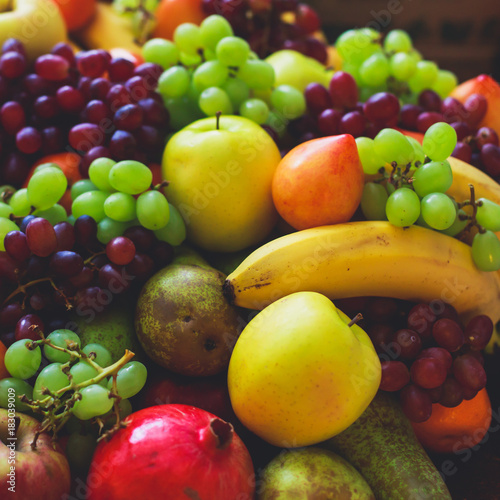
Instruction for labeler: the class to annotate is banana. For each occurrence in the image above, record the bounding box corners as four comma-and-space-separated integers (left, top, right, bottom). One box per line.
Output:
224, 220, 500, 349
72, 2, 142, 55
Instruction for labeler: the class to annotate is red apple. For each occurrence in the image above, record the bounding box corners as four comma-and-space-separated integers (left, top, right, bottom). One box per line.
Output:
272, 134, 365, 230
0, 409, 71, 499
86, 405, 255, 500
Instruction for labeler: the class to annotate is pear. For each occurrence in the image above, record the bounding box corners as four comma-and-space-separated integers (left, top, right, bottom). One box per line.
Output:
69, 295, 146, 364
257, 447, 375, 499
321, 391, 452, 500
135, 261, 244, 377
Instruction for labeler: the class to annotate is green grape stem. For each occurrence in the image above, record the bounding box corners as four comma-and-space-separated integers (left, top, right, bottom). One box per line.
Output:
122, 0, 156, 46
457, 184, 487, 236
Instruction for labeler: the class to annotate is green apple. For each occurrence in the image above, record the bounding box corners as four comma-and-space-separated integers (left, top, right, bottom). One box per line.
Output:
162, 115, 282, 252
227, 291, 381, 448
0, 0, 67, 62
265, 50, 333, 92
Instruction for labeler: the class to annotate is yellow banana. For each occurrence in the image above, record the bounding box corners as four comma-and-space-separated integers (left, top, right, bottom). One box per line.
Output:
224, 221, 500, 349
72, 2, 142, 55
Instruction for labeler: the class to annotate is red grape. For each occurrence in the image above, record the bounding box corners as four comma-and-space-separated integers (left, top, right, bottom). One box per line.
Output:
432, 318, 465, 352
304, 83, 332, 116
54, 221, 76, 251
0, 51, 27, 79
416, 111, 445, 133
339, 110, 365, 136
407, 303, 436, 339
25, 218, 58, 257
475, 127, 499, 148
364, 92, 400, 124
439, 377, 464, 408
35, 54, 70, 81
464, 315, 494, 351
418, 89, 441, 112
317, 108, 341, 135
400, 384, 432, 423
410, 357, 447, 389
441, 97, 467, 123
379, 360, 410, 391
365, 297, 398, 323
399, 104, 423, 130
393, 328, 422, 359
77, 50, 109, 78
15, 314, 44, 341
418, 346, 453, 372
463, 93, 487, 127
16, 126, 42, 154
49, 251, 84, 277
329, 71, 358, 110
294, 3, 320, 34
4, 230, 31, 262
56, 86, 85, 113
451, 142, 472, 163
1, 101, 26, 135
480, 144, 500, 177
113, 103, 144, 131
452, 354, 487, 391
108, 58, 135, 82
123, 226, 155, 252
106, 236, 136, 265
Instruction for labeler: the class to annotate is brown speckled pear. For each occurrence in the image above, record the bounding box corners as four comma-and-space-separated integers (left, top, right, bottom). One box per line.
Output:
257, 447, 375, 500
134, 258, 244, 377
321, 391, 452, 500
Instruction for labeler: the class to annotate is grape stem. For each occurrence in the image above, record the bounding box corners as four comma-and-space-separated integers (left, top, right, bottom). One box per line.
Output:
123, 0, 155, 46
2, 277, 64, 308
457, 184, 487, 236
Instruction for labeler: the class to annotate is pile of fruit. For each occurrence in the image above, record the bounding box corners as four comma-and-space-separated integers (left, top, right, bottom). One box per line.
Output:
1, 1, 500, 499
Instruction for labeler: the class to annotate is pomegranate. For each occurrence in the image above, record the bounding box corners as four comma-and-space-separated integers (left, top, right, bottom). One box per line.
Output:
85, 404, 255, 500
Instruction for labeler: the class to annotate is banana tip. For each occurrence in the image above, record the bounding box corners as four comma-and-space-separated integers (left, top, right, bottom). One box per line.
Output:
223, 280, 236, 305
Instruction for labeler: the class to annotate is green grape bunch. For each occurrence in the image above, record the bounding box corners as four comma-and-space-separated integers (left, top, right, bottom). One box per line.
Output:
336, 28, 457, 102
0, 328, 148, 447
357, 122, 500, 272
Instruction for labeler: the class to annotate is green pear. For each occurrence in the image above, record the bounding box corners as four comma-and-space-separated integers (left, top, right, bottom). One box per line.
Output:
135, 261, 244, 377
321, 391, 452, 500
257, 447, 375, 499
69, 296, 146, 364
265, 50, 332, 92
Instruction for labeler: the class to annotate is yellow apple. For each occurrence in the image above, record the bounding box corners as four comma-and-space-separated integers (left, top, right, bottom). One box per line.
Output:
162, 115, 281, 252
227, 291, 381, 448
0, 0, 67, 62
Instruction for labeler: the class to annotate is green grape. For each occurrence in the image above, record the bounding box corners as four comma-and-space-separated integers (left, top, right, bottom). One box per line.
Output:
406, 136, 425, 165
408, 60, 439, 94
44, 330, 81, 364
360, 182, 388, 220
33, 363, 69, 400
476, 198, 500, 231
335, 28, 382, 65
72, 190, 109, 223
88, 158, 116, 192
108, 361, 147, 399
71, 179, 97, 201
216, 36, 250, 67
373, 128, 414, 166
164, 95, 204, 130
202, 48, 216, 61
70, 362, 99, 386
415, 211, 432, 229
5, 340, 42, 380
440, 208, 468, 236
237, 60, 275, 90
65, 432, 97, 471
355, 137, 385, 175
422, 122, 457, 162
67, 215, 76, 225
200, 15, 233, 51
0, 378, 33, 412
265, 110, 287, 137
199, 86, 233, 116
9, 188, 31, 217
108, 160, 153, 195
420, 192, 456, 230
0, 217, 20, 251
270, 85, 306, 120
239, 98, 269, 124
0, 202, 13, 218
158, 66, 190, 98
73, 384, 114, 420
431, 70, 458, 99
186, 79, 201, 103
27, 165, 67, 210
173, 23, 202, 55
411, 160, 453, 197
142, 38, 179, 69
471, 231, 500, 271
389, 52, 417, 81
82, 343, 112, 368
97, 217, 129, 244
341, 61, 362, 86
104, 192, 136, 222
385, 187, 420, 227
222, 77, 250, 109
179, 51, 202, 67
34, 204, 67, 225
192, 61, 229, 91
359, 52, 390, 87
154, 203, 186, 246
136, 190, 170, 230
384, 29, 412, 53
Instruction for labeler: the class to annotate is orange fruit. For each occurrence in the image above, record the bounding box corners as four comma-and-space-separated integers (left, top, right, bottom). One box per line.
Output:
51, 0, 97, 32
153, 0, 205, 40
23, 152, 83, 214
0, 340, 10, 380
411, 388, 492, 454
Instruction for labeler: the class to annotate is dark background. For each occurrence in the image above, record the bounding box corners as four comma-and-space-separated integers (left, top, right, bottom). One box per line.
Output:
306, 0, 500, 83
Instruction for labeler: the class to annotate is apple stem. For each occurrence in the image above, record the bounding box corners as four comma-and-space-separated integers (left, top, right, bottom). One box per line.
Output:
216, 111, 222, 130
348, 313, 363, 327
